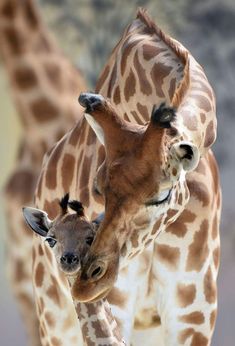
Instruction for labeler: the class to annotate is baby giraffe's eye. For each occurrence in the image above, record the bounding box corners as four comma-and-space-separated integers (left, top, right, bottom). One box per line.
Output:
46, 237, 57, 248
86, 237, 94, 246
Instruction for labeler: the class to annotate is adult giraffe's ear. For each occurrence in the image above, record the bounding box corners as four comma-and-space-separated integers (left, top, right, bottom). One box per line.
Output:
22, 207, 52, 237
170, 141, 200, 172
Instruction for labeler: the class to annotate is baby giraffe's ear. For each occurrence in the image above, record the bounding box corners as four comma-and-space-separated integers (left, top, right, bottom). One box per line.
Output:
22, 207, 52, 237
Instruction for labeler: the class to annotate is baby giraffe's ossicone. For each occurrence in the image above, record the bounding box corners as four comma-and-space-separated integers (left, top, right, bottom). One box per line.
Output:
22, 194, 100, 276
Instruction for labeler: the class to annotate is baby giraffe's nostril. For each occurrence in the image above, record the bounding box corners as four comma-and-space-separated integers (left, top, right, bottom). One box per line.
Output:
72, 255, 79, 264
60, 253, 79, 265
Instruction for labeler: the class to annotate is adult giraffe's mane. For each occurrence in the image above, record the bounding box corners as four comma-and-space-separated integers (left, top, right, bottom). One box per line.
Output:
136, 8, 190, 108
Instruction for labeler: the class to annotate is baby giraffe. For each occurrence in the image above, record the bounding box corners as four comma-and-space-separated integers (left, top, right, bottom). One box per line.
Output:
22, 194, 124, 346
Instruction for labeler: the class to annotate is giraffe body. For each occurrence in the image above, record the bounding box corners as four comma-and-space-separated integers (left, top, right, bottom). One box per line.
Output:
0, 1, 86, 345
31, 9, 220, 346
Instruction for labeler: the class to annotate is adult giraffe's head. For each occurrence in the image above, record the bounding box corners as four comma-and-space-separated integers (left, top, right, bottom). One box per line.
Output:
72, 9, 216, 302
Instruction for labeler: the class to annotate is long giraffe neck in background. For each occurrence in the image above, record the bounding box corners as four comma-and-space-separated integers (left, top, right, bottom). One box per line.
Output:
0, 1, 87, 345
0, 0, 86, 158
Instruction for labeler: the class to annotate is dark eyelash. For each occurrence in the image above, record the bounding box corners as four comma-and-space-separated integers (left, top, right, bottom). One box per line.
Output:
146, 190, 171, 207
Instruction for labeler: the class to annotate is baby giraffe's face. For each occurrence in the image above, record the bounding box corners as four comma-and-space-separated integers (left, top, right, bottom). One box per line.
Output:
47, 214, 97, 275
22, 194, 100, 276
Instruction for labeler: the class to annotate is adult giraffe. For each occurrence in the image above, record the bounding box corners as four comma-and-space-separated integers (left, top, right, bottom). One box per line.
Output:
0, 0, 86, 344
34, 8, 221, 346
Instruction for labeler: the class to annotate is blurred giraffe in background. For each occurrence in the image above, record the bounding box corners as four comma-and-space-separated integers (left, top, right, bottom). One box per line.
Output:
0, 0, 86, 345
32, 9, 221, 346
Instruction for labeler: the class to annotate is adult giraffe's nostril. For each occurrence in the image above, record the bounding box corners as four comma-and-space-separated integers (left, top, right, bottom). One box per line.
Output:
91, 266, 103, 279
86, 261, 106, 281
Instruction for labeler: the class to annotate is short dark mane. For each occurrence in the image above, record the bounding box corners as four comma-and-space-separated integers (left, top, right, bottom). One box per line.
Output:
136, 8, 190, 108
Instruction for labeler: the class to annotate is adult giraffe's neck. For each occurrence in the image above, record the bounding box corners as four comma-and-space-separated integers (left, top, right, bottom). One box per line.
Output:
0, 0, 85, 139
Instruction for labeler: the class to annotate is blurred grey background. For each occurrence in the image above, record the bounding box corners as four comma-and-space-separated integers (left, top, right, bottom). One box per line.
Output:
0, 0, 234, 345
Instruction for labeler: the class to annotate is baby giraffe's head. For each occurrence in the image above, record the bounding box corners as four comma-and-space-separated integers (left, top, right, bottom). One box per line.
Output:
22, 194, 100, 276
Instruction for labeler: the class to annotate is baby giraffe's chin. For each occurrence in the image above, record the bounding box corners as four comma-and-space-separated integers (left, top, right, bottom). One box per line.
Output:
59, 265, 81, 276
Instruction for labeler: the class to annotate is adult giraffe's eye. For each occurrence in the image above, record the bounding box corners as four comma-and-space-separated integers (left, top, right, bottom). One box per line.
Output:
146, 189, 172, 206
45, 237, 57, 248
85, 237, 94, 246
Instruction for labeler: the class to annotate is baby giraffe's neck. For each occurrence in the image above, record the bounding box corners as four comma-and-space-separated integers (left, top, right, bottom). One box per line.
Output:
67, 276, 125, 346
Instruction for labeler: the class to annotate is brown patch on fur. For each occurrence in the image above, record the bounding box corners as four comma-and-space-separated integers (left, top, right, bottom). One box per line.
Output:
69, 123, 81, 146
166, 208, 179, 222
142, 44, 166, 61
43, 199, 60, 220
155, 244, 180, 270
150, 63, 172, 98
120, 39, 141, 75
96, 65, 110, 93
61, 153, 75, 192
23, 0, 40, 29
44, 311, 55, 328
200, 112, 206, 124
35, 262, 44, 287
186, 220, 209, 272
38, 244, 44, 256
178, 329, 208, 346
133, 51, 152, 96
45, 138, 65, 190
3, 27, 25, 55
136, 103, 149, 121
18, 293, 33, 310
5, 169, 36, 202
204, 120, 215, 148
210, 309, 217, 330
44, 63, 63, 92
179, 311, 205, 325
113, 85, 121, 104
107, 287, 128, 308
151, 218, 162, 236
1, 2, 16, 18
14, 67, 38, 89
46, 281, 61, 307
124, 68, 136, 102
213, 247, 220, 270
166, 209, 196, 238
204, 267, 216, 303
187, 179, 210, 207
107, 61, 117, 98
50, 337, 62, 346
176, 283, 196, 307
191, 332, 208, 346
30, 97, 58, 122
62, 314, 74, 331
91, 320, 112, 339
